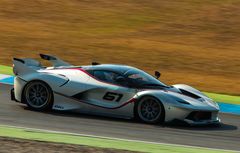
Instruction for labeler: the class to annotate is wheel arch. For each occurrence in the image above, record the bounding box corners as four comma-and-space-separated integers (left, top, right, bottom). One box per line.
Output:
134, 95, 166, 123
21, 79, 54, 104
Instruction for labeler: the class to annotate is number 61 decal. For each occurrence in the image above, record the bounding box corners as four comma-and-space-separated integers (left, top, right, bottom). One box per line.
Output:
103, 92, 123, 102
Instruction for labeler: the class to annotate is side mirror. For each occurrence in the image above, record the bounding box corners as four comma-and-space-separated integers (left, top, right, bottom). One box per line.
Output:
116, 76, 126, 83
155, 71, 161, 79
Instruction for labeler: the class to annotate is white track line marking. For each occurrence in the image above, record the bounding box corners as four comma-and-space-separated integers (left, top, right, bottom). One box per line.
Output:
0, 124, 238, 152
0, 74, 12, 80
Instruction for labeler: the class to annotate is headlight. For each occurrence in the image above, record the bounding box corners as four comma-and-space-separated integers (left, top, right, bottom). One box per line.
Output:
199, 98, 219, 107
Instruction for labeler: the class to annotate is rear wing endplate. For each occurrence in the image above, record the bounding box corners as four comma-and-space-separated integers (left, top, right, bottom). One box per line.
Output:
39, 54, 72, 67
13, 54, 73, 75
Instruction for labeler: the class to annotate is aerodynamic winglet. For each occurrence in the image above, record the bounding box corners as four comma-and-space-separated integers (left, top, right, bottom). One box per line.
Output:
39, 54, 72, 67
40, 54, 57, 61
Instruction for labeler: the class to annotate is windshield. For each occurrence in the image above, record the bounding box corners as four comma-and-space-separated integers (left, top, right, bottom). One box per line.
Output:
124, 68, 168, 87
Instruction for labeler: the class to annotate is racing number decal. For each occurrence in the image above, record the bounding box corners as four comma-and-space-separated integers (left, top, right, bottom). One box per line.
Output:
103, 92, 123, 102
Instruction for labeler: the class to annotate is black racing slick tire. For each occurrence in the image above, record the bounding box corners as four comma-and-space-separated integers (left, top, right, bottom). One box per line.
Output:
135, 96, 165, 124
23, 81, 53, 111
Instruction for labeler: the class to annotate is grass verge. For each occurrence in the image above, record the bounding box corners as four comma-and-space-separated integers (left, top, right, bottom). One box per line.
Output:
0, 65, 13, 75
204, 92, 240, 105
0, 125, 233, 153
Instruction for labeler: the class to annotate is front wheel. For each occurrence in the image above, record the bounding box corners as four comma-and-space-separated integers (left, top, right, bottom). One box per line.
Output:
23, 81, 53, 111
135, 96, 165, 124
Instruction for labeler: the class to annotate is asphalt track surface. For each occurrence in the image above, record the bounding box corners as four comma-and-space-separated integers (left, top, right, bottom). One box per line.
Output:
0, 84, 239, 151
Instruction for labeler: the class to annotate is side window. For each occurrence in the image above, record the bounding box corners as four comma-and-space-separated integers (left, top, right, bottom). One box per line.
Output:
93, 71, 118, 83
93, 70, 127, 86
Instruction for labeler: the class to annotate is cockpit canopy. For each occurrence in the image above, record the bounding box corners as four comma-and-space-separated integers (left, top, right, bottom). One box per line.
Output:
82, 64, 168, 88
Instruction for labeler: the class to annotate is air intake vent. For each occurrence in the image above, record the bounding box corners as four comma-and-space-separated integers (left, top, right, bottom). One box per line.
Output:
186, 111, 212, 121
179, 89, 201, 99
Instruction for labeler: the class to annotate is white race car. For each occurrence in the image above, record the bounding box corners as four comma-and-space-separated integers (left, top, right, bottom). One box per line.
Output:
11, 54, 220, 125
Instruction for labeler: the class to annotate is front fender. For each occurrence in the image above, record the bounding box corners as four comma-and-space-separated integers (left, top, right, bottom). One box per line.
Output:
136, 90, 182, 107
135, 89, 219, 122
136, 90, 183, 122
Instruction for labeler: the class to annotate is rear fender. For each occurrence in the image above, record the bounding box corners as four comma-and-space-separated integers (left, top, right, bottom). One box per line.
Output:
20, 72, 69, 90
16, 72, 69, 104
13, 58, 41, 76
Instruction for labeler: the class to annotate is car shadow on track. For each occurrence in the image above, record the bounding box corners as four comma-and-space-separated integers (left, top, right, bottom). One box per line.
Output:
162, 121, 238, 131
22, 106, 238, 131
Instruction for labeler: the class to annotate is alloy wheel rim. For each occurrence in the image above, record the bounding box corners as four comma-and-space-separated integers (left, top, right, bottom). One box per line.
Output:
138, 98, 161, 122
26, 82, 49, 108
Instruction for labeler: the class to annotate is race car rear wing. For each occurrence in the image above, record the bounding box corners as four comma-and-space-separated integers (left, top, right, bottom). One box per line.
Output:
13, 54, 72, 75
39, 54, 72, 67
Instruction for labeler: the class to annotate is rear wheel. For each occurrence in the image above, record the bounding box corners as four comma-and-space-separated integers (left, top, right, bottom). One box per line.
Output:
135, 96, 164, 124
23, 81, 53, 111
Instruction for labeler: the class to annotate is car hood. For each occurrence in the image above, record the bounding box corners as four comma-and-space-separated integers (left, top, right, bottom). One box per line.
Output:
137, 84, 219, 111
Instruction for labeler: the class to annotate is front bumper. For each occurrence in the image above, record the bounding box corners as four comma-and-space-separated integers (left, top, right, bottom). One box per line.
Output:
184, 118, 221, 126
183, 111, 220, 125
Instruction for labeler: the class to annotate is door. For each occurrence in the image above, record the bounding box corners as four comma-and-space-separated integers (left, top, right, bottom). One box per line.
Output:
84, 70, 137, 109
